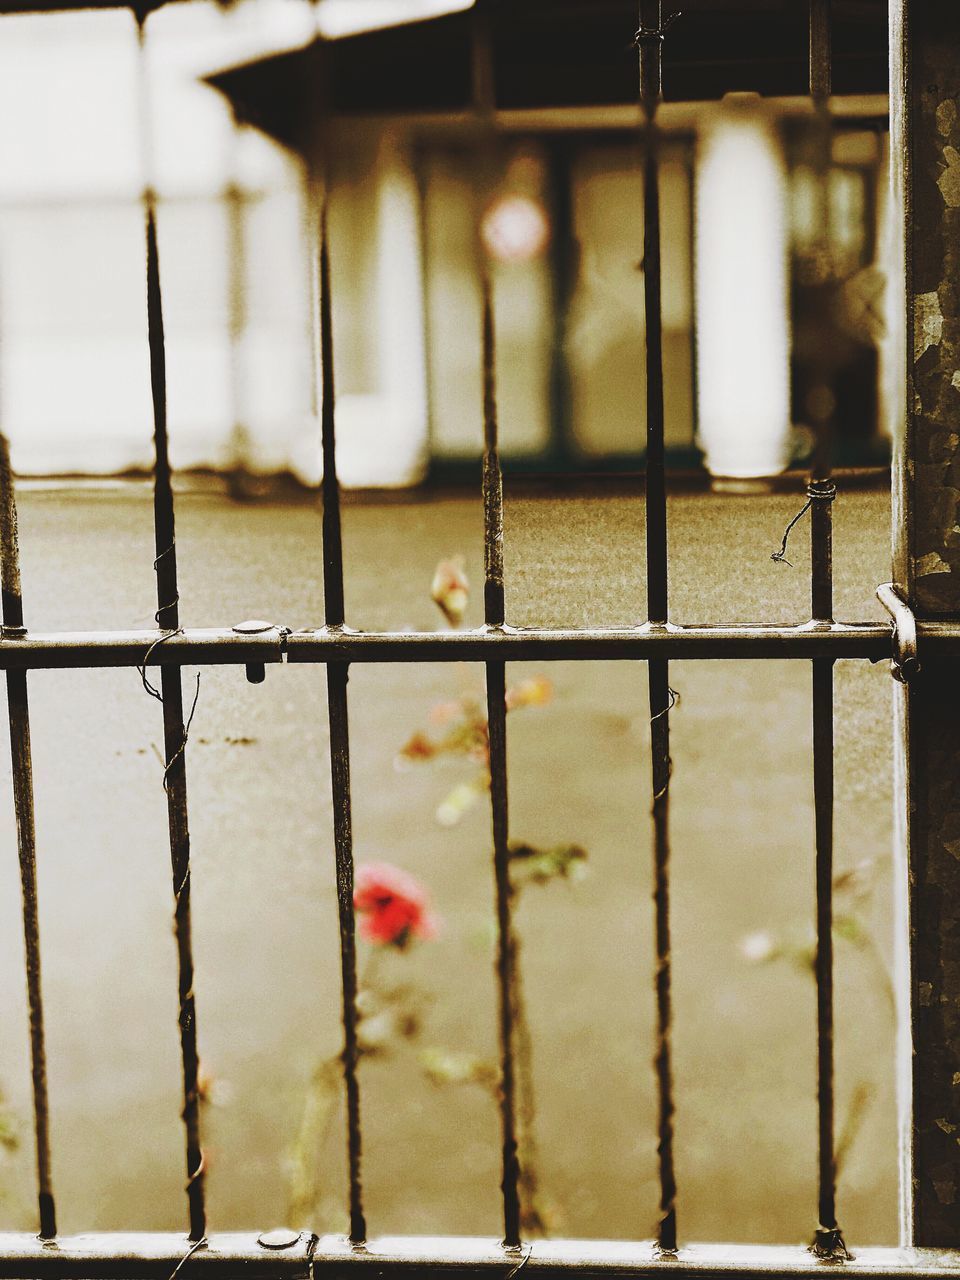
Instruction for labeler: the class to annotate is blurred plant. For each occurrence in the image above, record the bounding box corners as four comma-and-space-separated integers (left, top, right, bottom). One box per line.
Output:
401, 559, 585, 1236
286, 560, 586, 1237
0, 1096, 17, 1158
431, 558, 470, 627
0, 1087, 19, 1209
738, 856, 893, 1012
196, 1061, 234, 1110
738, 856, 893, 1175
397, 676, 555, 829
286, 861, 438, 1227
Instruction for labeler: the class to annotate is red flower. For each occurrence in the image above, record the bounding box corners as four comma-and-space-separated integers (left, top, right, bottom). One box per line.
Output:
354, 862, 439, 948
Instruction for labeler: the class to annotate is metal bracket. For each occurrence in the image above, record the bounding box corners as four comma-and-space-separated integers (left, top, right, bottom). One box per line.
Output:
232, 619, 284, 685
876, 583, 920, 683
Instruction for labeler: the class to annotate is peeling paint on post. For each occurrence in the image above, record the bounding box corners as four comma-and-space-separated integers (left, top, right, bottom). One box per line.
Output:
891, 0, 960, 1249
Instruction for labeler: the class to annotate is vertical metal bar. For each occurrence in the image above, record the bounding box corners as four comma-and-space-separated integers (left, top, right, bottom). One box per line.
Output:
809, 0, 832, 107
309, 80, 366, 1242
812, 654, 840, 1252
136, 14, 206, 1242
807, 0, 836, 624
638, 2, 667, 628
481, 276, 521, 1249
807, 0, 837, 594
318, 189, 346, 631
0, 433, 56, 1240
805, 2, 846, 1259
471, 1, 521, 1246
637, 0, 676, 1254
648, 659, 676, 1255
325, 660, 365, 1246
482, 282, 505, 632
889, 0, 960, 1249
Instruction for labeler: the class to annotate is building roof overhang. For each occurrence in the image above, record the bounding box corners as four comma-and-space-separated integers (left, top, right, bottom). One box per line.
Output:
202, 0, 888, 153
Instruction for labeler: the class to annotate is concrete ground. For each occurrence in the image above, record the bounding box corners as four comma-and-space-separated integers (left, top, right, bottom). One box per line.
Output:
0, 481, 898, 1246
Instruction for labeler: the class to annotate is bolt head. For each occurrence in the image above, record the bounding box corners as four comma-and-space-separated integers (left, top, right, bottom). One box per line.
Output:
233, 619, 274, 635
257, 1229, 301, 1250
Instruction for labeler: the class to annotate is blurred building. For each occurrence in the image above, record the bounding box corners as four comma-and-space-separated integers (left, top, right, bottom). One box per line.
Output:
0, 0, 891, 485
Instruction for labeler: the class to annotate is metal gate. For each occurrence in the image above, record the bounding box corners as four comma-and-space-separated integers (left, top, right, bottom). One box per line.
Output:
1, 0, 960, 1276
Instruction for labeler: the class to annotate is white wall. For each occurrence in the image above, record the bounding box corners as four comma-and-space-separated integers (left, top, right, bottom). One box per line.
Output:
0, 0, 432, 485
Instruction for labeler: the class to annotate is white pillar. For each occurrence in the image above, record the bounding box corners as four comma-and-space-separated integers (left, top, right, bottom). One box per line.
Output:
695, 92, 792, 482
331, 127, 429, 488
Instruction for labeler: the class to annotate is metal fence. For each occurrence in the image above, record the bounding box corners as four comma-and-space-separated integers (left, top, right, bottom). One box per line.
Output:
0, 0, 957, 1277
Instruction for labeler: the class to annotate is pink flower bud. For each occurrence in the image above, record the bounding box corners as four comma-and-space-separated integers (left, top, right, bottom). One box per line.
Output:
354, 861, 440, 948
431, 558, 469, 628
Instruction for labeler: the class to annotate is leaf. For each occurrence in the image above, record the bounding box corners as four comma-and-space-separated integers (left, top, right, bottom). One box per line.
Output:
436, 777, 488, 827
834, 913, 867, 947
396, 732, 437, 767
419, 1047, 498, 1089
0, 1110, 18, 1154
510, 841, 588, 885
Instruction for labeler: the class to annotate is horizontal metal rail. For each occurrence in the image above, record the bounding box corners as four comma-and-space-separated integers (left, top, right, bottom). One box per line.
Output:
0, 1233, 314, 1280
0, 619, 956, 668
5, 1236, 960, 1280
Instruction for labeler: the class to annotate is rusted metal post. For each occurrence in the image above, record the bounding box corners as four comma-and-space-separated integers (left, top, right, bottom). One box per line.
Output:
889, 0, 960, 1249
468, 1, 523, 1248
804, 1, 848, 1260
637, 0, 677, 1255
480, 277, 522, 1251
303, 44, 366, 1243
0, 433, 56, 1240
135, 10, 207, 1241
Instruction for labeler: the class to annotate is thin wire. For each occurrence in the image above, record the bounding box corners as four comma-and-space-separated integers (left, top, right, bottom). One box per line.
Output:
650, 687, 680, 724
771, 483, 836, 568
503, 1243, 533, 1280
167, 1236, 207, 1280
771, 499, 813, 567
162, 674, 201, 793
140, 626, 182, 702
633, 9, 681, 44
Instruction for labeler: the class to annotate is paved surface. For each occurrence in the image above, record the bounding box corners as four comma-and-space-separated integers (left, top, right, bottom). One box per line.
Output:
0, 483, 898, 1245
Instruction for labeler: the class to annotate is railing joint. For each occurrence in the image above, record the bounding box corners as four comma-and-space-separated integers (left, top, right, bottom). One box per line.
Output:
799, 618, 837, 634
809, 1226, 853, 1263
877, 583, 920, 682
231, 619, 288, 683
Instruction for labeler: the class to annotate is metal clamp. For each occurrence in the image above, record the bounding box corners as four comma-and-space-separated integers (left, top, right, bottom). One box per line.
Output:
876, 583, 920, 683
232, 619, 283, 685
